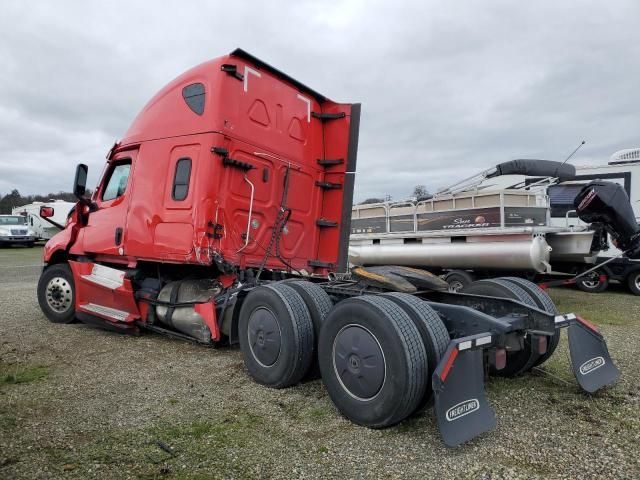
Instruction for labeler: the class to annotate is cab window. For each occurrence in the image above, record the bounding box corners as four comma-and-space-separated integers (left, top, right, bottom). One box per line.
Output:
102, 162, 131, 201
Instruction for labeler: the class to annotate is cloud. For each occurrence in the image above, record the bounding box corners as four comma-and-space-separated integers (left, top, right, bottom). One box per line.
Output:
0, 0, 638, 202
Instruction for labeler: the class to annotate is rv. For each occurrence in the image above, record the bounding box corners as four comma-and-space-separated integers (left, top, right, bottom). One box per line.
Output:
13, 200, 75, 240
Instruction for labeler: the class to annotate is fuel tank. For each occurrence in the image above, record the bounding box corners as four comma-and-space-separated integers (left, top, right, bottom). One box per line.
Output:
155, 279, 220, 342
348, 236, 552, 272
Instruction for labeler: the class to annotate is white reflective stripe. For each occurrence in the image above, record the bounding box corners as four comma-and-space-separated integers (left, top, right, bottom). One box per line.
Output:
565, 313, 576, 320
475, 335, 492, 346
243, 66, 261, 92
81, 303, 129, 322
554, 315, 566, 324
458, 340, 472, 351
81, 263, 125, 289
297, 94, 311, 122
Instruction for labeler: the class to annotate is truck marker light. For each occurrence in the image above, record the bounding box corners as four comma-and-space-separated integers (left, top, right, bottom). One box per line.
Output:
576, 315, 599, 333
494, 348, 507, 370
440, 348, 458, 382
475, 335, 491, 346
538, 335, 548, 355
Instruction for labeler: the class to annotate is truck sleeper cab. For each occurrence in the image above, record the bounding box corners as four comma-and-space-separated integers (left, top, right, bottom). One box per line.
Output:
37, 49, 620, 447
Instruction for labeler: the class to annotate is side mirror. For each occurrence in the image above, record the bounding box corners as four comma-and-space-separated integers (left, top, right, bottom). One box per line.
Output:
40, 206, 54, 218
73, 164, 88, 199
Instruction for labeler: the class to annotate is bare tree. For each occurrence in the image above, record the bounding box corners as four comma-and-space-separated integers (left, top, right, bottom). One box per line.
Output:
359, 197, 385, 205
412, 185, 431, 200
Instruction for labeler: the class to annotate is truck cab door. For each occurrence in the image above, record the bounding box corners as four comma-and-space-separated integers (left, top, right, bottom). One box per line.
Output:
76, 151, 137, 257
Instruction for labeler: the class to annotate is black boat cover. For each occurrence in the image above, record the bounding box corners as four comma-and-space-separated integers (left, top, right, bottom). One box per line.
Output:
490, 159, 576, 180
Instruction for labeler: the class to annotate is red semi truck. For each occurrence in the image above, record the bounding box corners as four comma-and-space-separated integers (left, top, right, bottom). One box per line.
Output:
37, 49, 635, 446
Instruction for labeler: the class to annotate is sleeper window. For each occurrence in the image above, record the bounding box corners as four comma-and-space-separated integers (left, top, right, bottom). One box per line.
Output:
182, 83, 205, 115
102, 162, 131, 201
172, 158, 192, 201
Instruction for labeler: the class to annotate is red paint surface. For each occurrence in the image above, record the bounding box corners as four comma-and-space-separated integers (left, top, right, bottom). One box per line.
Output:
46, 51, 355, 274
42, 50, 357, 328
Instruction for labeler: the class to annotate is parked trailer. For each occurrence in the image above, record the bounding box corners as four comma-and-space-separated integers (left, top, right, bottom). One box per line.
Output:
37, 49, 635, 446
13, 200, 75, 240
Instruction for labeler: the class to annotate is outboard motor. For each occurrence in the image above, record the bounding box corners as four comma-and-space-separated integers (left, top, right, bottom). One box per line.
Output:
574, 181, 640, 258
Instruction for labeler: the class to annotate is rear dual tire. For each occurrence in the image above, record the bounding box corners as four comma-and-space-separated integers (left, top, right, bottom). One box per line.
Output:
286, 281, 333, 378
318, 295, 429, 428
238, 283, 314, 388
461, 277, 560, 376
498, 277, 560, 367
380, 292, 449, 410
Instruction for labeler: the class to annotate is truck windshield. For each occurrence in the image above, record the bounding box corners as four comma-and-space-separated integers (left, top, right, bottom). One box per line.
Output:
0, 216, 26, 225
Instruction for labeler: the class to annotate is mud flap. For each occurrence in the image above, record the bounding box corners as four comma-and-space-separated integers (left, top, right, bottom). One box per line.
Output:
568, 316, 620, 393
432, 334, 496, 447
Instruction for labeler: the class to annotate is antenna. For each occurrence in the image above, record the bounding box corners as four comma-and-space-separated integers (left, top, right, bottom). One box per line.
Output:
561, 140, 586, 166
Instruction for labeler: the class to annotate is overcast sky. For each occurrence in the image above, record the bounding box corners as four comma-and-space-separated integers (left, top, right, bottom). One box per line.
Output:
1, 0, 638, 202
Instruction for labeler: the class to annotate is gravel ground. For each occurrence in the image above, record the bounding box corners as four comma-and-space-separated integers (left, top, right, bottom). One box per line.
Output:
1, 247, 639, 479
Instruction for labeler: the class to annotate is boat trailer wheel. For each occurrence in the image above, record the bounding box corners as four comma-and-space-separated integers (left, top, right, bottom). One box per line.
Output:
332, 324, 386, 400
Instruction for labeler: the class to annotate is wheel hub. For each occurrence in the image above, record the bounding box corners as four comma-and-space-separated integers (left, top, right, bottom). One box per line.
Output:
45, 277, 73, 313
247, 307, 281, 367
333, 325, 385, 400
582, 272, 601, 288
348, 354, 361, 373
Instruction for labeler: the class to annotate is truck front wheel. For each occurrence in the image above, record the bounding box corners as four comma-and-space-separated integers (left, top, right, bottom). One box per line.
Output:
37, 264, 76, 324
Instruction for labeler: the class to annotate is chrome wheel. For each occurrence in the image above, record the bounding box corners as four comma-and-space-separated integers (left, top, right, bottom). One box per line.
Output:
581, 272, 601, 289
45, 277, 73, 313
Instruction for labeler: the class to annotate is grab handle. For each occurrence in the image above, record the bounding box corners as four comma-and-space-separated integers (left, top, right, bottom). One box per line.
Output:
236, 174, 255, 254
